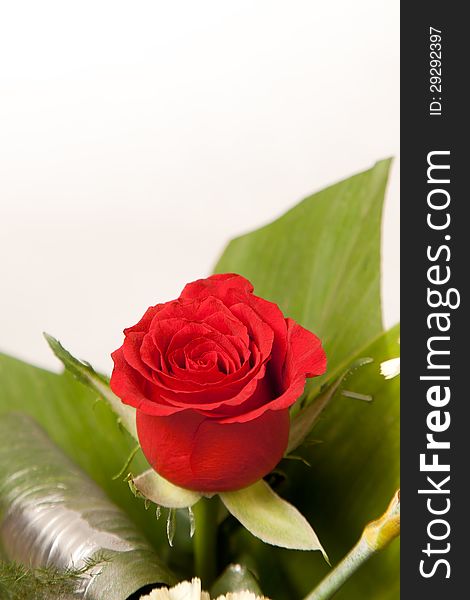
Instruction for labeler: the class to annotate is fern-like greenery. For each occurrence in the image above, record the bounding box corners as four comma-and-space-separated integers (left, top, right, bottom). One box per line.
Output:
0, 558, 102, 600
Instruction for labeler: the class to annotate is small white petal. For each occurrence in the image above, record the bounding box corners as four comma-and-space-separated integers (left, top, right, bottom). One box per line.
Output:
141, 578, 210, 600
140, 579, 270, 600
380, 357, 400, 380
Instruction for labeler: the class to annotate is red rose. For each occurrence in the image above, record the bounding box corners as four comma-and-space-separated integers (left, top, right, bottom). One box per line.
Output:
111, 274, 326, 492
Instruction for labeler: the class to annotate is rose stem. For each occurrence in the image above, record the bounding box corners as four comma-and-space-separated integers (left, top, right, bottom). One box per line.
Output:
303, 490, 400, 600
192, 496, 219, 587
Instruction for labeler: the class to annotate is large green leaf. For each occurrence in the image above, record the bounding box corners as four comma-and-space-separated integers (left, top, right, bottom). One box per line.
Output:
44, 333, 138, 439
0, 352, 168, 554
215, 159, 391, 399
0, 413, 175, 599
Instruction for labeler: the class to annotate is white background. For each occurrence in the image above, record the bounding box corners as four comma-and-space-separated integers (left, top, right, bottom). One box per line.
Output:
0, 1, 399, 373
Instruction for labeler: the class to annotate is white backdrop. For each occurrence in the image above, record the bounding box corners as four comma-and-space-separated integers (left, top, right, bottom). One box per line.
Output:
0, 1, 399, 373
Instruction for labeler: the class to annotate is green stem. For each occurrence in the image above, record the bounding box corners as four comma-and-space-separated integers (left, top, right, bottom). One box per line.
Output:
304, 490, 400, 600
304, 537, 373, 600
192, 496, 219, 587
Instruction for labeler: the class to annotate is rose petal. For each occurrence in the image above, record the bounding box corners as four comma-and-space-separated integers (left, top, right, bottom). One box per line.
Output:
123, 304, 163, 335
217, 375, 307, 423
229, 303, 274, 362
153, 363, 266, 410
248, 295, 288, 376
284, 318, 327, 378
140, 333, 166, 373
136, 408, 290, 492
110, 348, 183, 416
198, 320, 327, 423
180, 273, 254, 301
121, 332, 154, 382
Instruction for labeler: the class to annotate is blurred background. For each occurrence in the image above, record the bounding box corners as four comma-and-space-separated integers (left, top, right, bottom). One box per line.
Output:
0, 0, 399, 374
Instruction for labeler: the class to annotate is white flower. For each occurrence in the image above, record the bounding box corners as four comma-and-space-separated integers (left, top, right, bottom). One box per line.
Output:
141, 578, 209, 600
380, 357, 400, 380
140, 578, 269, 600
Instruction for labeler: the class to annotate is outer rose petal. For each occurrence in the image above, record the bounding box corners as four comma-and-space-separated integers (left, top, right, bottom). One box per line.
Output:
124, 304, 162, 334
110, 348, 183, 416
247, 295, 288, 376
180, 273, 254, 301
136, 409, 290, 492
284, 318, 327, 378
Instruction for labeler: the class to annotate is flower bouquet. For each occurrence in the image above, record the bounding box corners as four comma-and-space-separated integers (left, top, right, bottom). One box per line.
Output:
0, 160, 399, 599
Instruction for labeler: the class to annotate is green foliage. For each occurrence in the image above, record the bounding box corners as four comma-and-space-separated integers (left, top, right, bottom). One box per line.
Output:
0, 353, 167, 552
44, 333, 137, 438
0, 560, 91, 600
0, 413, 175, 599
287, 357, 373, 453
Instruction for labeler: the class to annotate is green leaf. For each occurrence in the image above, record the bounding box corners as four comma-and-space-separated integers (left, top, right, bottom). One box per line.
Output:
287, 357, 373, 454
220, 480, 327, 558
0, 352, 167, 551
133, 469, 202, 509
214, 160, 391, 400
44, 333, 138, 440
0, 412, 175, 599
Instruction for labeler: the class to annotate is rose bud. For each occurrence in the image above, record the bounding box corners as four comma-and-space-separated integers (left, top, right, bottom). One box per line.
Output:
111, 274, 326, 492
